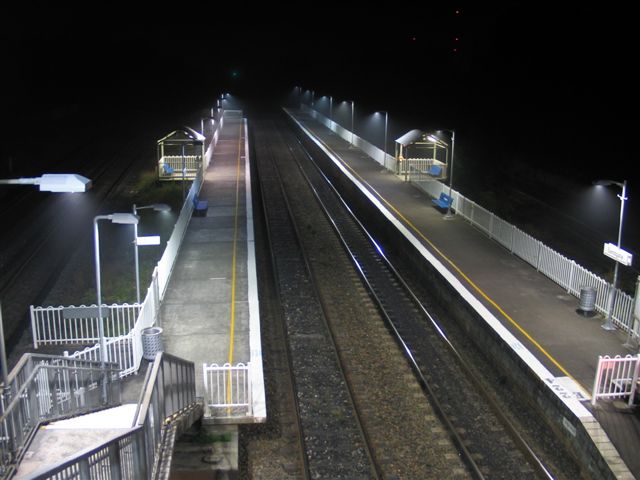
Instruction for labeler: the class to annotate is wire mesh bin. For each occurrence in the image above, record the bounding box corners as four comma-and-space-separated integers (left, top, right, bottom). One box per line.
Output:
141, 326, 164, 360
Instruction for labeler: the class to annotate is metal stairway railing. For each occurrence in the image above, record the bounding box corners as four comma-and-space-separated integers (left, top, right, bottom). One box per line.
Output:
20, 352, 201, 480
0, 354, 122, 479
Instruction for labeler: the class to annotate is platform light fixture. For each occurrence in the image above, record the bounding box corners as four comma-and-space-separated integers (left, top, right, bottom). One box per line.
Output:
132, 204, 171, 303
93, 212, 139, 402
0, 173, 92, 193
593, 179, 629, 331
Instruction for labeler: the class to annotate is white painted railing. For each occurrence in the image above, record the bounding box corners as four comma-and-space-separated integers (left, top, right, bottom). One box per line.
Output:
30, 303, 140, 349
158, 155, 202, 180
202, 362, 252, 418
303, 106, 638, 339
592, 355, 640, 406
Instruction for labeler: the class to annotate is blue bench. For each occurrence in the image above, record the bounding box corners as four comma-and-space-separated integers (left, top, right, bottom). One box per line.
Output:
193, 196, 208, 216
432, 192, 453, 210
427, 165, 442, 177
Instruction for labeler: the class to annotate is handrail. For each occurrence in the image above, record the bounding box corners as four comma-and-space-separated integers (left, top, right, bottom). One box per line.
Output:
21, 426, 146, 480
20, 352, 200, 479
1, 354, 122, 479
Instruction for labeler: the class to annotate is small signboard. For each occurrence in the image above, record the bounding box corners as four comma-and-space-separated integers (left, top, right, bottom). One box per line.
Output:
603, 243, 633, 266
137, 235, 161, 246
63, 306, 110, 319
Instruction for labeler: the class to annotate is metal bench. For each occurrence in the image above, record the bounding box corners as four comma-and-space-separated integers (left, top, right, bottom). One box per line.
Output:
432, 192, 453, 210
193, 196, 208, 216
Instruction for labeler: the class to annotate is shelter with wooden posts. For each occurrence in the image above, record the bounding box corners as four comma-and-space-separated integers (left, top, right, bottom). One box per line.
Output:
157, 127, 205, 181
395, 129, 449, 181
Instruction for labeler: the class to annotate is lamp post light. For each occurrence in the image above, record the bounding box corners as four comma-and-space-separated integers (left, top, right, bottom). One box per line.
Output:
132, 204, 171, 304
0, 173, 92, 192
1, 172, 92, 402
428, 129, 456, 219
594, 179, 629, 331
350, 100, 355, 146
375, 111, 389, 169
93, 213, 139, 402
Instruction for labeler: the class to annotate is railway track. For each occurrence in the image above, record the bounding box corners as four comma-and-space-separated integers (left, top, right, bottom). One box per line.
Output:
249, 112, 584, 479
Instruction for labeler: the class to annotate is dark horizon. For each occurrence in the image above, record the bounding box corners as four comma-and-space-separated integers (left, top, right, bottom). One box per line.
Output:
2, 2, 636, 278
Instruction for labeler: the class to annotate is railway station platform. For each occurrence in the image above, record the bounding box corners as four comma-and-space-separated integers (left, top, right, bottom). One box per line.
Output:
285, 107, 639, 478
159, 112, 265, 423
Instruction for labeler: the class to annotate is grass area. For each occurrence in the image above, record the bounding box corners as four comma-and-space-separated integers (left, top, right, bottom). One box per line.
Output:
72, 168, 193, 306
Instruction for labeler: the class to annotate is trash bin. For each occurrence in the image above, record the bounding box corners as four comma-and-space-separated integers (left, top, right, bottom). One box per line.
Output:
141, 327, 164, 360
576, 286, 597, 317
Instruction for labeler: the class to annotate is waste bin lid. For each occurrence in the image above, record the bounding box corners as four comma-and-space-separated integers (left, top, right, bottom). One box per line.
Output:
142, 326, 163, 335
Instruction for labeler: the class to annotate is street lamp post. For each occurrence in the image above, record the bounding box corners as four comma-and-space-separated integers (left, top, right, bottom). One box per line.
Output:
428, 130, 456, 219
132, 204, 171, 304
350, 100, 355, 147
329, 96, 333, 131
376, 111, 389, 169
594, 179, 628, 331
94, 213, 139, 402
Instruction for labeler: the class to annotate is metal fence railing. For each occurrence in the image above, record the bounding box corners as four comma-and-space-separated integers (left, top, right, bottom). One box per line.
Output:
30, 303, 140, 349
22, 352, 199, 480
302, 108, 638, 339
0, 354, 121, 478
592, 355, 640, 406
202, 362, 252, 418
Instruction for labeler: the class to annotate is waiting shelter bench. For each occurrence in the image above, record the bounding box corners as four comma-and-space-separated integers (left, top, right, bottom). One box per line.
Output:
432, 192, 453, 210
193, 195, 208, 216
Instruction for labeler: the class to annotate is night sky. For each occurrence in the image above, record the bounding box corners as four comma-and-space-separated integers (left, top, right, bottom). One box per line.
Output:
1, 2, 636, 266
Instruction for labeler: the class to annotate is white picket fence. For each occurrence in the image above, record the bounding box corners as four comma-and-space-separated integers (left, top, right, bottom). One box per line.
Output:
159, 155, 201, 175
592, 355, 640, 406
409, 175, 637, 335
303, 105, 638, 339
31, 303, 140, 348
202, 362, 252, 417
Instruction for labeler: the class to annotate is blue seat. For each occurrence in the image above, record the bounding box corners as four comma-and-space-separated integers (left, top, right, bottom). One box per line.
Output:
163, 163, 175, 175
432, 192, 453, 210
427, 165, 442, 177
193, 196, 208, 216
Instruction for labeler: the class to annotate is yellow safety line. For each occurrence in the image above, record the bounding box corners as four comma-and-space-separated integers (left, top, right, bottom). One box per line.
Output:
228, 124, 243, 365
315, 135, 577, 383
226, 124, 243, 404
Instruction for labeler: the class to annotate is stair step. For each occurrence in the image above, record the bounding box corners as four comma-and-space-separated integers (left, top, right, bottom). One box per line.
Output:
45, 404, 138, 430
15, 404, 138, 478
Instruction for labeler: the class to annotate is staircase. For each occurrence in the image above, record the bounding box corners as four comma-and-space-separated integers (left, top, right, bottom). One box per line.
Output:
1, 352, 202, 480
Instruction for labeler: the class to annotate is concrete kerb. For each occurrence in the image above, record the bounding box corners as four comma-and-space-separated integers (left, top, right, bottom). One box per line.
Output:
284, 108, 633, 479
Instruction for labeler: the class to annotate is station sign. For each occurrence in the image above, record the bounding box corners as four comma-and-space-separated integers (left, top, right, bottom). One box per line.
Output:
137, 235, 161, 246
603, 243, 633, 266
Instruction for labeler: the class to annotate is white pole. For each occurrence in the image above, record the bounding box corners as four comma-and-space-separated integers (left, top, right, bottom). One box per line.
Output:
93, 216, 109, 403
133, 205, 141, 304
445, 130, 456, 219
603, 180, 628, 330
